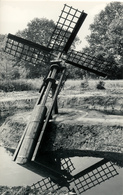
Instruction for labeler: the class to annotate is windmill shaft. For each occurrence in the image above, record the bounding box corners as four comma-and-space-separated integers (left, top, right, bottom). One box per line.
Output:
63, 12, 87, 54
13, 61, 65, 164
32, 67, 66, 161
13, 67, 58, 164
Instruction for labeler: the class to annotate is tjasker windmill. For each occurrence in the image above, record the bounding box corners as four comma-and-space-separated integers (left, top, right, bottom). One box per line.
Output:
4, 4, 119, 194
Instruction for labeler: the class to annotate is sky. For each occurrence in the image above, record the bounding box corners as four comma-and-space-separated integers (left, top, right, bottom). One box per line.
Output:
0, 0, 122, 48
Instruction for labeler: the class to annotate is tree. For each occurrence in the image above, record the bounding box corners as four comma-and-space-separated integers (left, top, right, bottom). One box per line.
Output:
0, 34, 28, 81
0, 35, 17, 80
17, 18, 55, 46
107, 12, 123, 65
84, 2, 123, 78
15, 18, 56, 78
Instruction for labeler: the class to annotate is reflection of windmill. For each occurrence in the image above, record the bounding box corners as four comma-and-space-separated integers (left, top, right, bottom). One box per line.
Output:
30, 159, 118, 194
5, 4, 119, 194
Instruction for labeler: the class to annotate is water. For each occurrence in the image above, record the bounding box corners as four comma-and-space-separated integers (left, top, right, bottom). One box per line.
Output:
0, 146, 42, 186
0, 114, 42, 186
0, 147, 122, 195
71, 157, 123, 195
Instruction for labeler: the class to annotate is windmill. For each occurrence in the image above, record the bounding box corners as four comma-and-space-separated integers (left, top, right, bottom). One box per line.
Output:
4, 4, 119, 194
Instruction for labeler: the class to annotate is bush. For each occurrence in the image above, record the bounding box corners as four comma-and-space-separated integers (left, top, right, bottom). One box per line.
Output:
96, 80, 105, 90
80, 79, 89, 89
0, 79, 42, 92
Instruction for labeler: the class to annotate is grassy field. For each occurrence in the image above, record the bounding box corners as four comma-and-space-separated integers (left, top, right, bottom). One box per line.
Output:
0, 78, 123, 96
0, 78, 123, 92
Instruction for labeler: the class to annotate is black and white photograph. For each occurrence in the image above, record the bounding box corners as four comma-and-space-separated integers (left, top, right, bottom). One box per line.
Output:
0, 0, 123, 194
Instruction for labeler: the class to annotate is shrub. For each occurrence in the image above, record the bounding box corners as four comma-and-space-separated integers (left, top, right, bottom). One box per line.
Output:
0, 79, 42, 92
96, 80, 105, 90
80, 79, 89, 89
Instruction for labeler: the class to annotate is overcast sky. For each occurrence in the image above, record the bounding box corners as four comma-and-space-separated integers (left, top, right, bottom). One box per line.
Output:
0, 0, 122, 48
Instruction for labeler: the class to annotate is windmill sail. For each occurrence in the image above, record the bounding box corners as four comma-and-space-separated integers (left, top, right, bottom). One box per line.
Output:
69, 159, 119, 194
31, 177, 60, 193
4, 4, 87, 66
5, 33, 53, 65
48, 4, 87, 56
66, 50, 118, 77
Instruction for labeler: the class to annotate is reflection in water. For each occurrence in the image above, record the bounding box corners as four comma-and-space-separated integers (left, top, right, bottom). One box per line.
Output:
0, 147, 122, 195
71, 157, 123, 195
69, 160, 118, 194
31, 157, 120, 195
